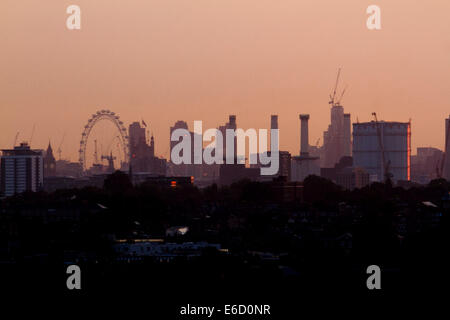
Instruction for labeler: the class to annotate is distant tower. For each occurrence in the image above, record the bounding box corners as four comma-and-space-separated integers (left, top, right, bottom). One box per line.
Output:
271, 115, 278, 130
323, 68, 351, 167
170, 120, 194, 177
44, 141, 56, 177
128, 121, 146, 161
229, 115, 237, 129
218, 115, 237, 161
300, 114, 310, 156
270, 115, 278, 152
290, 114, 320, 182
170, 120, 190, 163
128, 120, 161, 173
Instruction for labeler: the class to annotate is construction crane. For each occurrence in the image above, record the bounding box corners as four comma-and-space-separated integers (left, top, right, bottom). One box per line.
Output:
101, 152, 116, 172
372, 112, 393, 183
13, 132, 20, 147
329, 68, 341, 107
29, 124, 36, 145
436, 117, 450, 178
329, 68, 347, 107
57, 132, 66, 161
336, 85, 348, 105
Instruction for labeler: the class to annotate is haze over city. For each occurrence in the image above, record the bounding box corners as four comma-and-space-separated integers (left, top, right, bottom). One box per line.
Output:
1, 1, 450, 310
1, 0, 450, 161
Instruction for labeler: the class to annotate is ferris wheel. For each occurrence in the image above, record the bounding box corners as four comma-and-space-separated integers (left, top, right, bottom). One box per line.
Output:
79, 109, 129, 171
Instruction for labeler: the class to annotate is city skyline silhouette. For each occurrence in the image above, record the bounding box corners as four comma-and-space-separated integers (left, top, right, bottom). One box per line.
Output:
2, 1, 450, 160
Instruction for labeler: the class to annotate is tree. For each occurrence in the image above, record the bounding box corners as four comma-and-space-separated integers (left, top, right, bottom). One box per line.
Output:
103, 170, 133, 194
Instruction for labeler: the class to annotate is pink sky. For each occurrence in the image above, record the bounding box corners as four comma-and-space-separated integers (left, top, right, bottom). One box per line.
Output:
1, 0, 450, 162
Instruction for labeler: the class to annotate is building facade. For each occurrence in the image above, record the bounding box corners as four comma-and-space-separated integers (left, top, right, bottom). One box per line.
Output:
129, 121, 166, 175
1, 143, 43, 197
411, 147, 443, 184
169, 120, 204, 178
353, 121, 411, 183
322, 106, 352, 168
336, 167, 370, 190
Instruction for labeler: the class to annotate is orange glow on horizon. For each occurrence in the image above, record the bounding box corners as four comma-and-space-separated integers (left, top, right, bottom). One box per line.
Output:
1, 0, 450, 160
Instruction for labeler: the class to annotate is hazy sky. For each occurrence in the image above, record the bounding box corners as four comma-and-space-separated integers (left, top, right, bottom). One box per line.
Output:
1, 0, 450, 162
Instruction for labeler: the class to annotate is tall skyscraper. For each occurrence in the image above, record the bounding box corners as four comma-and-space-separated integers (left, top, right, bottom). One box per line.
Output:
129, 121, 147, 153
322, 105, 351, 168
353, 120, 411, 183
1, 142, 43, 197
218, 115, 237, 161
128, 121, 163, 174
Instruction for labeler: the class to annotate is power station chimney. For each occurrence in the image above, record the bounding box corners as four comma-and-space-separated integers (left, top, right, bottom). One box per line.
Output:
229, 115, 236, 129
300, 114, 310, 156
271, 115, 278, 130
270, 115, 279, 152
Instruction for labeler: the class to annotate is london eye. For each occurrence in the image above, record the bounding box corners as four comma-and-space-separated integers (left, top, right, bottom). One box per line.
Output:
79, 109, 130, 172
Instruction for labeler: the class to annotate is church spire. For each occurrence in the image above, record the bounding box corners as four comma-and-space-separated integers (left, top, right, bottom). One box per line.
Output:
46, 140, 54, 158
